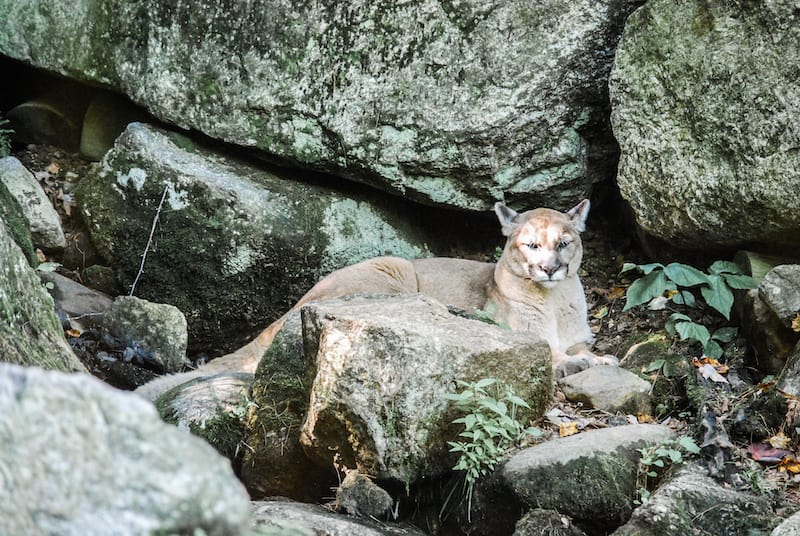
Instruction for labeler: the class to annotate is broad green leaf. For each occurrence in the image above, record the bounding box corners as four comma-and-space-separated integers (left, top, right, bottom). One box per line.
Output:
646, 359, 666, 373
621, 262, 639, 274
708, 260, 743, 275
647, 471, 658, 478
36, 261, 61, 272
663, 360, 677, 378
668, 450, 683, 463
703, 339, 723, 359
664, 263, 710, 287
638, 263, 666, 274
475, 378, 498, 389
678, 436, 701, 454
712, 326, 738, 343
701, 275, 734, 319
675, 321, 711, 347
624, 270, 669, 311
665, 312, 692, 336
722, 273, 757, 290
681, 290, 697, 308
504, 394, 530, 409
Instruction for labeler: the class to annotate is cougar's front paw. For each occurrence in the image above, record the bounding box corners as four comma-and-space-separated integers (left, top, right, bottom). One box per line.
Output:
594, 354, 619, 367
554, 356, 593, 379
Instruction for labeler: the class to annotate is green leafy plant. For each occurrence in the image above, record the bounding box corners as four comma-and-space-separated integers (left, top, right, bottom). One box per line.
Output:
0, 118, 13, 157
636, 436, 701, 505
622, 261, 756, 358
444, 378, 540, 521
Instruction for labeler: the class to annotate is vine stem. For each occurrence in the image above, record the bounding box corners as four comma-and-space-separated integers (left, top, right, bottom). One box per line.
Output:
129, 185, 169, 296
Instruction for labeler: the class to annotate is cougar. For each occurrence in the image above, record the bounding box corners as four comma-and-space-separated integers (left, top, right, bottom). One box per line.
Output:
137, 199, 617, 400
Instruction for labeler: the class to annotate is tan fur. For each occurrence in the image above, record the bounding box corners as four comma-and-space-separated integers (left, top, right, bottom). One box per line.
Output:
136, 200, 616, 400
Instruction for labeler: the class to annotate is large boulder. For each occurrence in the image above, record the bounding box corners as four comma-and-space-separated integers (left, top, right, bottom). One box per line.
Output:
609, 0, 800, 251
612, 465, 776, 535
299, 294, 552, 485
0, 217, 84, 372
502, 424, 674, 528
75, 122, 432, 355
0, 363, 251, 535
2, 0, 641, 211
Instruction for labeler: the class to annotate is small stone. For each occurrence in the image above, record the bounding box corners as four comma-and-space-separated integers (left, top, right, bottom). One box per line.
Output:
558, 365, 652, 415
336, 470, 394, 519
759, 265, 800, 328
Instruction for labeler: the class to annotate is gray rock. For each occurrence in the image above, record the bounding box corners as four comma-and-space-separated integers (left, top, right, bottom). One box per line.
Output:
502, 424, 674, 526
156, 371, 253, 460
251, 500, 426, 535
2, 0, 641, 211
299, 294, 552, 484
40, 271, 113, 331
740, 288, 798, 375
0, 362, 250, 535
80, 91, 147, 160
760, 265, 800, 328
778, 342, 800, 398
612, 465, 777, 535
513, 509, 586, 536
773, 510, 800, 536
0, 218, 84, 372
0, 156, 66, 250
558, 365, 652, 415
76, 122, 432, 355
609, 0, 800, 250
335, 470, 394, 519
103, 295, 189, 373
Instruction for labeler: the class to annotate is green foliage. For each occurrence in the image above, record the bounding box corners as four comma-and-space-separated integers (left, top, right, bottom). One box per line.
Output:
636, 436, 701, 505
0, 118, 12, 158
444, 378, 540, 521
622, 261, 756, 358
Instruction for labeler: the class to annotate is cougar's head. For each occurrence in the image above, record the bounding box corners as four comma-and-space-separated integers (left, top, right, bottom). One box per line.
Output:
494, 199, 589, 287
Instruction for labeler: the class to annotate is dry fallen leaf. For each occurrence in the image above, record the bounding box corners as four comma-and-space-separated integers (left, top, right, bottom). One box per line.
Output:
699, 363, 729, 384
779, 456, 800, 474
559, 422, 578, 437
45, 162, 61, 175
637, 414, 655, 424
768, 432, 793, 450
592, 306, 609, 319
748, 443, 793, 464
793, 313, 800, 333
693, 356, 729, 374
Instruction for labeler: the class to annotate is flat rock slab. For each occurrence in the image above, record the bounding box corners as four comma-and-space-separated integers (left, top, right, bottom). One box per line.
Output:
502, 424, 674, 526
251, 501, 426, 535
558, 365, 652, 415
0, 363, 250, 535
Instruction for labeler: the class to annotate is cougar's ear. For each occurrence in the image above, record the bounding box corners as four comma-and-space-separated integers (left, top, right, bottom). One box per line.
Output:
567, 199, 590, 232
494, 202, 520, 237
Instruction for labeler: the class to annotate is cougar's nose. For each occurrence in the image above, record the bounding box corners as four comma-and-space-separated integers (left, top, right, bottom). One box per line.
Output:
539, 263, 559, 277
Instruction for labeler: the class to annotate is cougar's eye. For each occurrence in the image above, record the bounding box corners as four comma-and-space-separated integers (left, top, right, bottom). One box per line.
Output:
527, 243, 540, 250
557, 240, 570, 250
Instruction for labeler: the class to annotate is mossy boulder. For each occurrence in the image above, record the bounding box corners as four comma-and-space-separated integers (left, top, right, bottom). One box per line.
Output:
75, 123, 431, 356
299, 294, 552, 486
1, 0, 640, 210
0, 217, 84, 372
0, 172, 36, 266
502, 424, 675, 528
610, 0, 800, 251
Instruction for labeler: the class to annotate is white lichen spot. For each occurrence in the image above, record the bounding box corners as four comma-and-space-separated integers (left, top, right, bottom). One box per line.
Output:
116, 167, 148, 191
166, 183, 189, 210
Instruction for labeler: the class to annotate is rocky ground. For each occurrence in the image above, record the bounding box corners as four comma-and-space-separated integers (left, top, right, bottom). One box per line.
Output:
13, 142, 800, 532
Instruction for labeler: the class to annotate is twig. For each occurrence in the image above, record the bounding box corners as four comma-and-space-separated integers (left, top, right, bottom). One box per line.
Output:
129, 185, 169, 296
